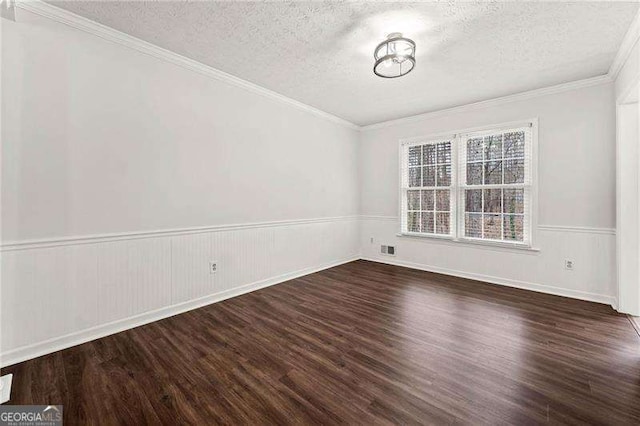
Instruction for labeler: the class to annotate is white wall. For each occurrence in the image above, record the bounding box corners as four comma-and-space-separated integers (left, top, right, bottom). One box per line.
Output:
0, 9, 360, 365
359, 82, 617, 305
2, 10, 359, 242
614, 22, 640, 315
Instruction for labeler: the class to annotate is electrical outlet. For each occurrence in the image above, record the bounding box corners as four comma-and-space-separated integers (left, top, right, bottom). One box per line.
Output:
564, 259, 574, 270
209, 261, 218, 274
370, 237, 374, 244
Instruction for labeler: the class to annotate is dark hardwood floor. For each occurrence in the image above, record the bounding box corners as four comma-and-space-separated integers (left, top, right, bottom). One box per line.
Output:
3, 260, 640, 425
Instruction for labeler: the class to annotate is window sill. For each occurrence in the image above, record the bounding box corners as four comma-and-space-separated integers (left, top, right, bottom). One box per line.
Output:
396, 232, 541, 253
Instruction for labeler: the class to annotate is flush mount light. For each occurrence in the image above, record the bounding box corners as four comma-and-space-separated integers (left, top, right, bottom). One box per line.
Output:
373, 32, 416, 78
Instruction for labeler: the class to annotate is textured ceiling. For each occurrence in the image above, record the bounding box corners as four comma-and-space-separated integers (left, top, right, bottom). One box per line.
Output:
48, 1, 638, 126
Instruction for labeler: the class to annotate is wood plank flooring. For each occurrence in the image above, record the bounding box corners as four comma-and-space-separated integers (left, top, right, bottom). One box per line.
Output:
3, 260, 640, 425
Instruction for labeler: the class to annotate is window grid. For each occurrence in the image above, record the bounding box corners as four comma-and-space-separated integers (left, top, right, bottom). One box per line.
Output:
460, 128, 529, 244
401, 124, 532, 246
402, 140, 453, 236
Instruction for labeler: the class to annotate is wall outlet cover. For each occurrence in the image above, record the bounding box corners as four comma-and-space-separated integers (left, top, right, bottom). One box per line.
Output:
209, 261, 218, 274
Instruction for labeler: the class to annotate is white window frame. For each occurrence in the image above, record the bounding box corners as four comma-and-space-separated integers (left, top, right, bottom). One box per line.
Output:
398, 119, 539, 251
400, 137, 456, 238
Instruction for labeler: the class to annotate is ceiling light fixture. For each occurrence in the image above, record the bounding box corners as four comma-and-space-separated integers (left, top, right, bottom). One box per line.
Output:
373, 32, 416, 78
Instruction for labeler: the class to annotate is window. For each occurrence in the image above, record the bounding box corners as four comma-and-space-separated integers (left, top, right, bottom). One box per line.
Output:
400, 122, 534, 247
401, 139, 454, 236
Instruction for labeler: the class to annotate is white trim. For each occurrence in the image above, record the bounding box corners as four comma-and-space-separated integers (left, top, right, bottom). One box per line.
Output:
360, 215, 397, 222
395, 232, 541, 254
397, 119, 538, 248
0, 216, 359, 251
0, 255, 359, 367
609, 9, 640, 80
14, 0, 359, 130
360, 215, 616, 236
361, 256, 617, 307
629, 315, 640, 337
361, 75, 612, 131
538, 225, 616, 236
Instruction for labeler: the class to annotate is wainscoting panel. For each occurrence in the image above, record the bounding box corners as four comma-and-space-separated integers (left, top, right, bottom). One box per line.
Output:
171, 232, 216, 304
1, 217, 360, 366
97, 237, 173, 324
360, 216, 616, 306
1, 244, 100, 352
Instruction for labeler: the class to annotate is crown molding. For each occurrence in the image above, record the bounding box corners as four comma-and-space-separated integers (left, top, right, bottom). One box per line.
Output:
14, 0, 359, 130
360, 75, 612, 131
13, 0, 632, 133
609, 8, 640, 80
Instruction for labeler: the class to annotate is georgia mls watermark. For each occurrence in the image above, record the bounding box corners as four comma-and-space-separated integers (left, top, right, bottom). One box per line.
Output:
0, 405, 62, 426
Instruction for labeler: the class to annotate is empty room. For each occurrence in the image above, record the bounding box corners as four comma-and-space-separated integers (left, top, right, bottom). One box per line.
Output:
1, 0, 640, 424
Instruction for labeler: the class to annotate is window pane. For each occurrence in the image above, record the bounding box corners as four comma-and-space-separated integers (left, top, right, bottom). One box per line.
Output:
404, 127, 528, 241
436, 212, 450, 234
436, 165, 451, 186
483, 214, 502, 240
484, 161, 502, 184
407, 190, 420, 210
408, 146, 422, 166
423, 144, 436, 165
465, 213, 482, 237
437, 142, 451, 164
484, 134, 503, 160
504, 131, 525, 158
407, 212, 420, 232
409, 167, 421, 187
423, 166, 436, 186
436, 189, 450, 211
467, 138, 483, 161
503, 215, 524, 241
467, 163, 483, 185
483, 189, 502, 213
421, 211, 434, 233
503, 189, 524, 214
421, 190, 434, 211
504, 159, 524, 184
465, 189, 482, 212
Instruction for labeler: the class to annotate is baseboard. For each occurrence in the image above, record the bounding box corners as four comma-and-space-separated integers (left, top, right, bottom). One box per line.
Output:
628, 315, 640, 337
361, 256, 617, 307
1, 253, 616, 366
0, 255, 359, 367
